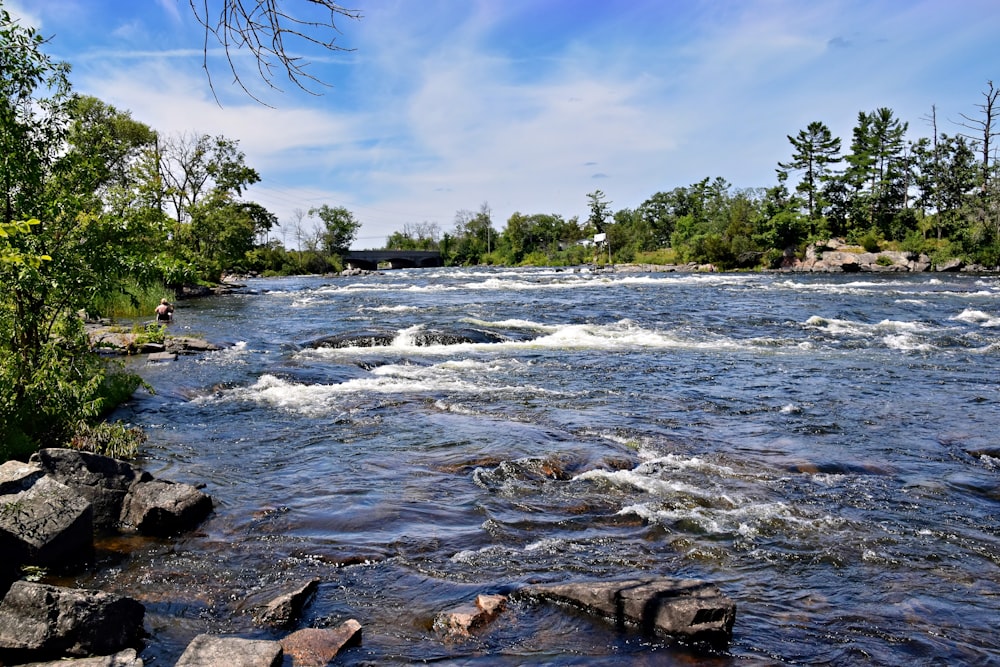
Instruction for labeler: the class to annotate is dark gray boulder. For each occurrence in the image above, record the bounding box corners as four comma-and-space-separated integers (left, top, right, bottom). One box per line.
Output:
119, 479, 213, 536
0, 461, 93, 575
0, 581, 144, 663
29, 448, 152, 533
525, 578, 735, 646
175, 634, 282, 667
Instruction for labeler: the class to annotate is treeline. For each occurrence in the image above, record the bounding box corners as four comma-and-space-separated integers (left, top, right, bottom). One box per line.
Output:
388, 90, 1000, 270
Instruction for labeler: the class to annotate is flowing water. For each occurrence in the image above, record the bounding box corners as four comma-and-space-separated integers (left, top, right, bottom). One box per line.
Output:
77, 268, 1000, 665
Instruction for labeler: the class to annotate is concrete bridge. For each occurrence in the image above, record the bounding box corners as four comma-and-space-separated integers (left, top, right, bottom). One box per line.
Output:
343, 250, 443, 271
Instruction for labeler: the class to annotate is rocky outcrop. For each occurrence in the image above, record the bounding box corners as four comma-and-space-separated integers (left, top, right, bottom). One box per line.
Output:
30, 449, 151, 533
174, 634, 282, 667
0, 581, 145, 664
783, 239, 931, 272
525, 578, 735, 646
1, 450, 213, 591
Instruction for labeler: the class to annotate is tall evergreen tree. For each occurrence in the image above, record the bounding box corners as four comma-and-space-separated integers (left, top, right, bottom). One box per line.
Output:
778, 121, 841, 224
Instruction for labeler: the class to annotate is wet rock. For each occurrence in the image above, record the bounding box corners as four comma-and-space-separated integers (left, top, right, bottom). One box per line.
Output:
433, 594, 507, 637
119, 479, 213, 536
175, 634, 282, 667
525, 578, 735, 646
0, 461, 93, 573
147, 351, 177, 362
0, 581, 145, 663
967, 446, 1000, 459
253, 578, 320, 627
935, 258, 964, 272
280, 619, 362, 667
29, 449, 152, 533
166, 336, 220, 354
16, 648, 143, 666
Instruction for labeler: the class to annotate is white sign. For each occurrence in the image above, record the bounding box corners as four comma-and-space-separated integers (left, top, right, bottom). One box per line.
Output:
594, 233, 607, 243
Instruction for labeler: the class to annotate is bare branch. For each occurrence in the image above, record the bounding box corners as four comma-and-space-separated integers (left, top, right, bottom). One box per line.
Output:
188, 0, 362, 105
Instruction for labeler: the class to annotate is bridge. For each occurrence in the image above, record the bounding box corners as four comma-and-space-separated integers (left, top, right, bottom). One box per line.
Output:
342, 250, 443, 271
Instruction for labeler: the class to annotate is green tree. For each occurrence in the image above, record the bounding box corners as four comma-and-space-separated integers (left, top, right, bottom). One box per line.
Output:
842, 108, 909, 237
778, 121, 841, 224
0, 11, 150, 455
309, 204, 361, 256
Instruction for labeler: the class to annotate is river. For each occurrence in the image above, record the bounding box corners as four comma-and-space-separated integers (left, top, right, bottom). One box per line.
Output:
80, 267, 999, 665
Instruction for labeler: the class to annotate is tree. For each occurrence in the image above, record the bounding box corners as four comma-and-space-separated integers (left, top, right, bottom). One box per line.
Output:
1, 11, 151, 455
309, 204, 360, 256
385, 221, 440, 251
778, 121, 841, 224
158, 133, 259, 224
956, 80, 999, 194
448, 203, 496, 264
842, 108, 909, 236
586, 190, 612, 233
188, 0, 363, 102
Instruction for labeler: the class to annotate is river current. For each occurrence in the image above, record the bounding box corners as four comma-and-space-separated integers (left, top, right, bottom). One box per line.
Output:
84, 267, 999, 665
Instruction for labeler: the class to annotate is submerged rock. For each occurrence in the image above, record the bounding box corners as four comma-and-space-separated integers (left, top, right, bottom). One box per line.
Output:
175, 634, 282, 667
306, 327, 509, 350
253, 577, 321, 627
434, 594, 508, 638
0, 581, 145, 663
525, 578, 735, 646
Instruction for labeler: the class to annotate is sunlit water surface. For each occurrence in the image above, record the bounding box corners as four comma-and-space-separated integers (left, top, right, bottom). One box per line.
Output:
78, 268, 1000, 665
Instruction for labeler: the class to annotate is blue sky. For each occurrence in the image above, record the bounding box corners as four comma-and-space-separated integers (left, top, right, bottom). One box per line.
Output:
8, 0, 1000, 248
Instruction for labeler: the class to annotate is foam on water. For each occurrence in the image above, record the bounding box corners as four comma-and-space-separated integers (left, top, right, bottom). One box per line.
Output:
953, 308, 1000, 327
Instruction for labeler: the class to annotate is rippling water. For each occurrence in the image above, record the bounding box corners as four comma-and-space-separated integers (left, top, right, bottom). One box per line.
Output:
80, 268, 1000, 665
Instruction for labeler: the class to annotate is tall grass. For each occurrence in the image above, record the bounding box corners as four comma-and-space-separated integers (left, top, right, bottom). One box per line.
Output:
91, 280, 172, 320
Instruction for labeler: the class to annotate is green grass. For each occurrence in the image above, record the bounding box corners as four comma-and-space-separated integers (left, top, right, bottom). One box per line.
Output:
90, 280, 173, 319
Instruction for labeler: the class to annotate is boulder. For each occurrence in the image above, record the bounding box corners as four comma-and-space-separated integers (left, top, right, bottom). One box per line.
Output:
253, 578, 320, 627
279, 620, 362, 667
175, 634, 282, 667
15, 648, 143, 666
935, 258, 964, 272
813, 250, 860, 272
29, 449, 152, 533
433, 594, 507, 637
525, 578, 735, 646
119, 479, 212, 536
166, 336, 220, 354
0, 581, 145, 663
0, 461, 93, 573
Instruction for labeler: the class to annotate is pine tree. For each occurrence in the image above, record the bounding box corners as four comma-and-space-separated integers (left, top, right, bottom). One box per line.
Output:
778, 121, 841, 224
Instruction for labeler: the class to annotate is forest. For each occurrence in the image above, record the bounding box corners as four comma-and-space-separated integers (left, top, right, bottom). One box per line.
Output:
1, 3, 998, 459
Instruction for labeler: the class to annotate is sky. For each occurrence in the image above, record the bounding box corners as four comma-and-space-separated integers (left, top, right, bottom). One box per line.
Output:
7, 0, 1000, 248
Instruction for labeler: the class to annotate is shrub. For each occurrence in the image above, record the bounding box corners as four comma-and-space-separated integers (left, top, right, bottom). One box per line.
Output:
69, 421, 147, 459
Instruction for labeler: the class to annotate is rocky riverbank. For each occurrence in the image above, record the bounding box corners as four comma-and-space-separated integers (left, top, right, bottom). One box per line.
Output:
614, 239, 996, 274
0, 448, 737, 665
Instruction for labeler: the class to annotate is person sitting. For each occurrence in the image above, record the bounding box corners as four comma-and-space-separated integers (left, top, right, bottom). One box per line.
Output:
155, 298, 174, 323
